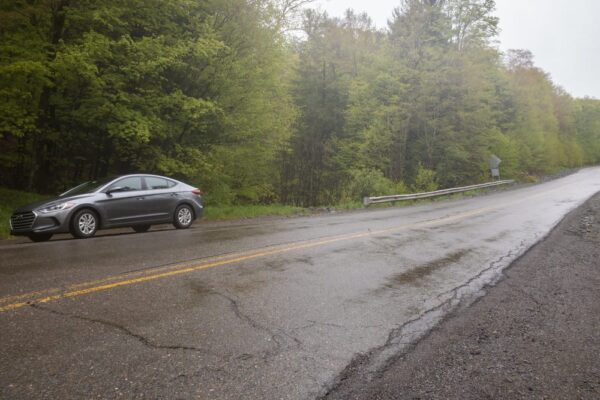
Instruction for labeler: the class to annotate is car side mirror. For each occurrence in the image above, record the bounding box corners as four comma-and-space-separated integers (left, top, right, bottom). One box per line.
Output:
106, 186, 126, 195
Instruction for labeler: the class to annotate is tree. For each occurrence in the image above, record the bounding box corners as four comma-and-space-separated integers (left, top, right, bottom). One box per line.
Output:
283, 10, 379, 206
445, 0, 498, 52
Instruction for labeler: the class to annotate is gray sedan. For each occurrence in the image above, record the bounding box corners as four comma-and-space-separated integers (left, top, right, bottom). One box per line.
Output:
9, 174, 204, 242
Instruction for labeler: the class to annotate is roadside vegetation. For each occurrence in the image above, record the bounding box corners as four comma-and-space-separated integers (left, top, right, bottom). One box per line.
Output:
2, 0, 600, 212
204, 204, 309, 221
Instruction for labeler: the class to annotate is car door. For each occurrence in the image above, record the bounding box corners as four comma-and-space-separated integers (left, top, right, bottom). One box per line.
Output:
96, 177, 147, 226
141, 176, 180, 222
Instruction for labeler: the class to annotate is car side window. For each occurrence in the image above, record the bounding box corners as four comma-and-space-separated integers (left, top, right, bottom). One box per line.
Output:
107, 177, 143, 192
145, 177, 173, 190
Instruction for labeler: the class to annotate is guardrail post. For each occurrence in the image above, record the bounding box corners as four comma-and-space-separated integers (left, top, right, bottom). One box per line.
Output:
363, 196, 370, 208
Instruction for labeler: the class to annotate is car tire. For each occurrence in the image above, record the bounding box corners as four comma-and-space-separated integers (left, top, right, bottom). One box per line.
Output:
71, 209, 98, 239
28, 233, 53, 242
173, 204, 194, 229
132, 225, 151, 233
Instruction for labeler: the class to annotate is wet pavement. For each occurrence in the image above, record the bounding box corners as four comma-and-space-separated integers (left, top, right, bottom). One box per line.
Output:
323, 191, 600, 400
1, 168, 600, 399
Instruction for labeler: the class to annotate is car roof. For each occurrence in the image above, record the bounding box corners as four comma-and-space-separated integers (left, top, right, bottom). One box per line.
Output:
95, 174, 183, 190
114, 173, 176, 180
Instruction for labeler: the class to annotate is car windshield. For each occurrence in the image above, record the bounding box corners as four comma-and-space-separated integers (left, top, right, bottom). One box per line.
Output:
60, 177, 116, 197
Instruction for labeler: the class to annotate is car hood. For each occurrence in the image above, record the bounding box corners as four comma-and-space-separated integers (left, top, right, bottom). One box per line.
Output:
15, 194, 95, 213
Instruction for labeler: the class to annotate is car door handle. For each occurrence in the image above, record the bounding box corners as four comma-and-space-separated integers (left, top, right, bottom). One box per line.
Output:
136, 197, 145, 200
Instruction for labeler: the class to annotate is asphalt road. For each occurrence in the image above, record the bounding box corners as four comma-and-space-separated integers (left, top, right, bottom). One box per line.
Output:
1, 168, 600, 399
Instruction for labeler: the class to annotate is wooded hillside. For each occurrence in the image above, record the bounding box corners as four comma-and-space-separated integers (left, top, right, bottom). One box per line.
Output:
2, 0, 599, 206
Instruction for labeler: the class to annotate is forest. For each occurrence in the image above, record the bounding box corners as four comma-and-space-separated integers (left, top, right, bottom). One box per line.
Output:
2, 0, 600, 207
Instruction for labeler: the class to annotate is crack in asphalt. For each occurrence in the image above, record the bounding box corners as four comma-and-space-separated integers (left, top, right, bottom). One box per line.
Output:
209, 290, 304, 360
29, 303, 216, 356
29, 289, 303, 368
433, 239, 530, 303
292, 320, 346, 333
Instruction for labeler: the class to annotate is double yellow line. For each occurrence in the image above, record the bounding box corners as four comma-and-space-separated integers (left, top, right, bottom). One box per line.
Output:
0, 206, 494, 313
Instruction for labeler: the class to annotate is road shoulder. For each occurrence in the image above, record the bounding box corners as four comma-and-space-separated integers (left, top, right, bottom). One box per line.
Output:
324, 191, 600, 399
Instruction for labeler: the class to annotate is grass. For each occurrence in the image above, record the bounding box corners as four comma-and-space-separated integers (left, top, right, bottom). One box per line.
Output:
203, 204, 309, 221
0, 187, 48, 239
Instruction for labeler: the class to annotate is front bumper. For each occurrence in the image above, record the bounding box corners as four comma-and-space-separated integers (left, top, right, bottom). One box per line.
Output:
9, 210, 72, 236
191, 199, 204, 220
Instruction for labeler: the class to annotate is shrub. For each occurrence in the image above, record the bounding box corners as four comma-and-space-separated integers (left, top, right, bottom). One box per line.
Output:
343, 168, 407, 200
412, 164, 439, 192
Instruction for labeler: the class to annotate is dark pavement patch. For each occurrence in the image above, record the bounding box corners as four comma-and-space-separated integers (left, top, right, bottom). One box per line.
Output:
384, 249, 470, 288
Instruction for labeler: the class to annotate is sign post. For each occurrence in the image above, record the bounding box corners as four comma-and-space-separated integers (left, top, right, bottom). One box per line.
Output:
489, 155, 502, 180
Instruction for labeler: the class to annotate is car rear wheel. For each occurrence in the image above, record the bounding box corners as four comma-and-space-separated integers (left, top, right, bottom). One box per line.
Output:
28, 233, 53, 242
173, 204, 194, 229
71, 209, 98, 239
132, 225, 151, 233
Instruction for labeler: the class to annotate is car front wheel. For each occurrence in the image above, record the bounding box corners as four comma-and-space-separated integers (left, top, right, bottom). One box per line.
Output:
173, 204, 194, 229
71, 209, 98, 239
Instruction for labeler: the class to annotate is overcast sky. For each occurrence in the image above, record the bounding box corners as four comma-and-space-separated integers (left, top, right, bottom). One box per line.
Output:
312, 0, 600, 99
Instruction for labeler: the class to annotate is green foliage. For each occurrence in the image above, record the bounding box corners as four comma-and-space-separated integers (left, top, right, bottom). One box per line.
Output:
204, 204, 308, 221
412, 164, 439, 192
0, 0, 295, 200
575, 98, 600, 164
343, 168, 408, 201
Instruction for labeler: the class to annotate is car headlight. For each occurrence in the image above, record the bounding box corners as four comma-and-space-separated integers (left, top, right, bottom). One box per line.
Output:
38, 202, 76, 214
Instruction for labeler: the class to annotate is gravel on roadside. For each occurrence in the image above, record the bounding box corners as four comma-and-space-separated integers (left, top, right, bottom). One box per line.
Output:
324, 192, 600, 400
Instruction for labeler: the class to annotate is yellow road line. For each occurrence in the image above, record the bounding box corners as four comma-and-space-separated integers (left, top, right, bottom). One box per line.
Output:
0, 231, 377, 306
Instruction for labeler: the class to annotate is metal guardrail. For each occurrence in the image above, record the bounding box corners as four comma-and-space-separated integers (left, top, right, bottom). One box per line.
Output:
363, 180, 515, 207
